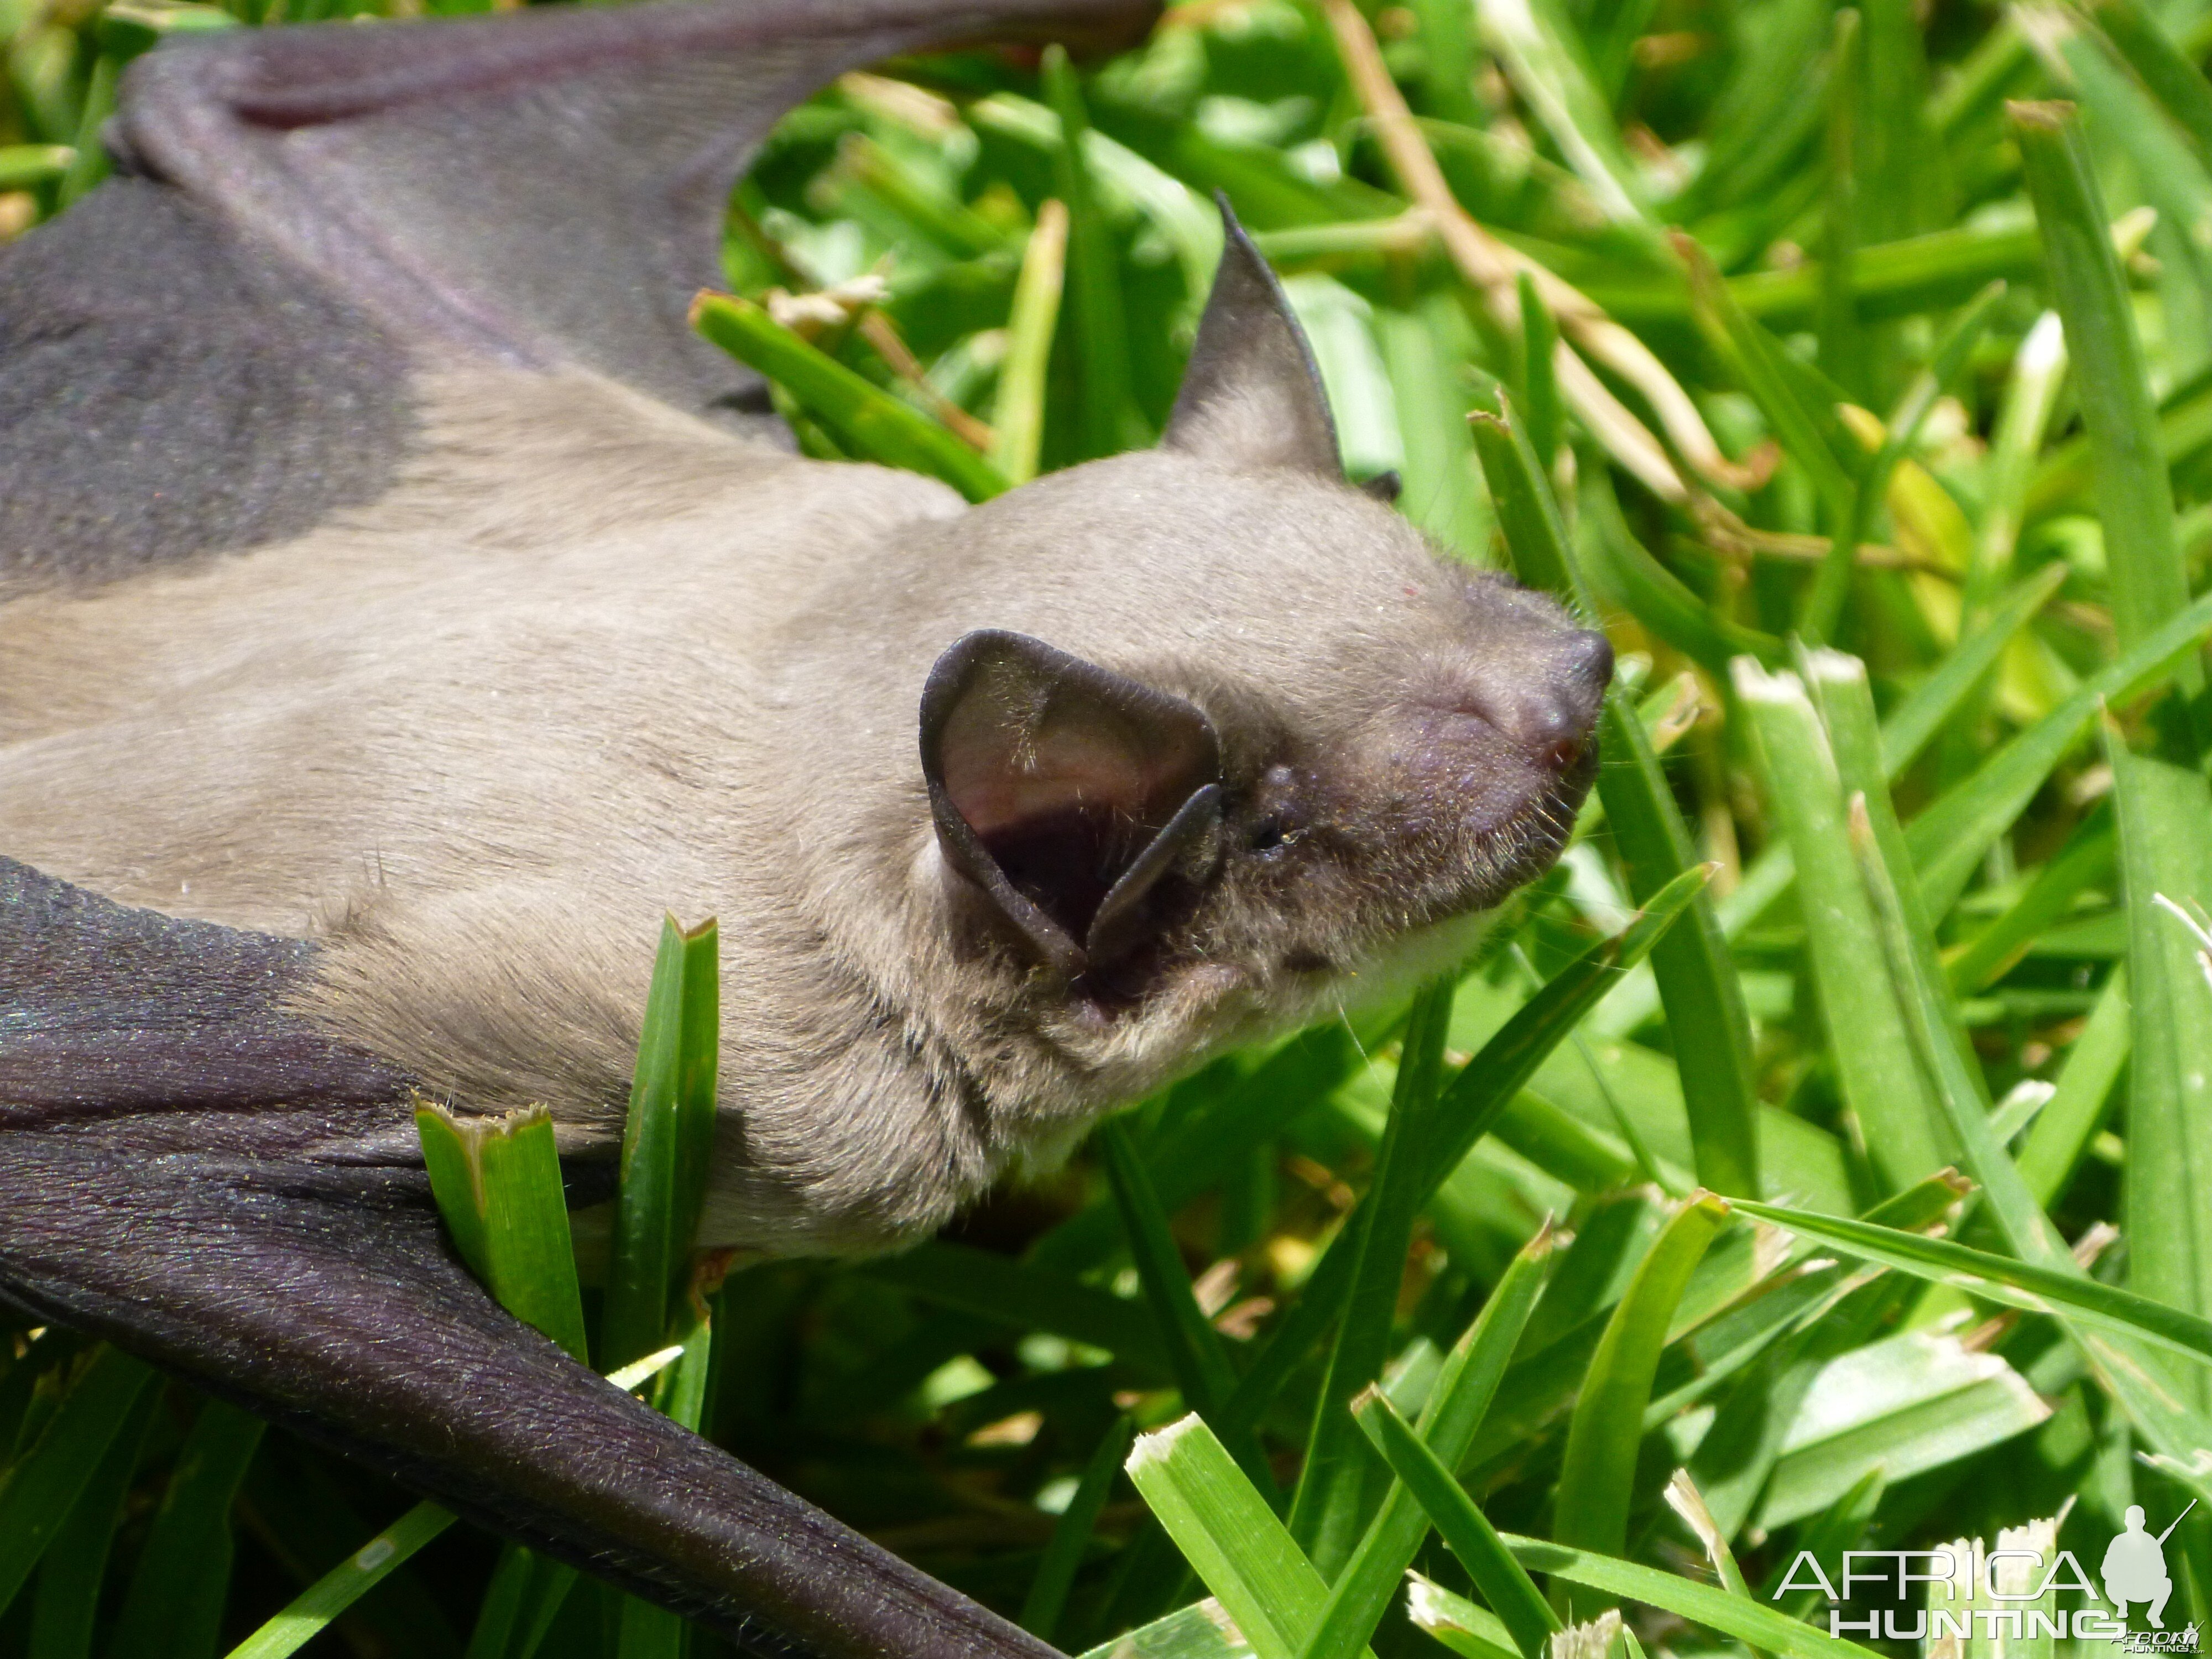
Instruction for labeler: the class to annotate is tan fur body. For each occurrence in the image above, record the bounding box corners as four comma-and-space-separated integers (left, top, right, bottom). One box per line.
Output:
2, 367, 1510, 1253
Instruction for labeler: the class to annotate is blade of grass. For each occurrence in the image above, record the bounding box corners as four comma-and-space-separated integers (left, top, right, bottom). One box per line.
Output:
1405, 1577, 1522, 1659
465, 1547, 576, 1659
1834, 793, 2190, 1502
2079, 0, 2212, 162
107, 1400, 267, 1659
1471, 393, 1761, 1196
1676, 232, 1856, 528
1353, 1389, 1557, 1659
2106, 722, 2212, 1413
1886, 561, 2070, 776
692, 294, 1010, 501
989, 197, 1067, 485
1735, 661, 1948, 1189
1126, 1415, 1363, 1659
1044, 46, 1139, 460
1660, 1470, 1752, 1604
225, 1503, 460, 1659
1099, 1118, 1269, 1489
604, 915, 719, 1371
1519, 273, 1564, 475
1804, 649, 1976, 1074
1376, 296, 1494, 561
1730, 1197, 2212, 1363
1290, 977, 1456, 1573
1074, 1599, 1258, 1659
2016, 967, 2129, 1205
1474, 0, 1650, 229
860, 1240, 1169, 1374
1215, 873, 1704, 1461
28, 1387, 156, 1659
1906, 589, 2212, 916
1024, 1416, 1136, 1642
1499, 1535, 1884, 1659
2012, 98, 2205, 755
0, 1346, 156, 1619
1803, 280, 2005, 641
1818, 8, 1866, 400
616, 1312, 715, 1658
1961, 311, 2069, 639
1028, 1024, 1368, 1278
1551, 1192, 1730, 1608
1944, 807, 2114, 991
1296, 1230, 1555, 1659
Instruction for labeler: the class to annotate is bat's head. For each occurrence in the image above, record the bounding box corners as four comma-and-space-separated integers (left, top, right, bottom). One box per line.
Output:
864, 212, 1610, 1104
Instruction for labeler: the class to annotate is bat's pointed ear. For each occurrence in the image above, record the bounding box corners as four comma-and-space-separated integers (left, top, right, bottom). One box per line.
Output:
1160, 196, 1341, 478
921, 632, 1223, 977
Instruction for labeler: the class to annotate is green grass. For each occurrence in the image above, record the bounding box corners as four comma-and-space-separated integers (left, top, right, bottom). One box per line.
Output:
7, 0, 2212, 1652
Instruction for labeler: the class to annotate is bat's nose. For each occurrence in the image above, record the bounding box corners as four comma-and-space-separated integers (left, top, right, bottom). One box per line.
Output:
1565, 628, 1615, 695
1475, 628, 1611, 771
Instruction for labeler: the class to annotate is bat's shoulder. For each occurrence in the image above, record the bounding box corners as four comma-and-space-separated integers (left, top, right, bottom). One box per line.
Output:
0, 180, 416, 585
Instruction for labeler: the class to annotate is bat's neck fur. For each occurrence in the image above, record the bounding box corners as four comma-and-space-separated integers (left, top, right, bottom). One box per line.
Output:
1, 367, 1474, 1253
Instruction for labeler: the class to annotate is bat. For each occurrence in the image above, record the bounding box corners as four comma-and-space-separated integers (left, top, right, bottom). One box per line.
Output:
0, 0, 1613, 1650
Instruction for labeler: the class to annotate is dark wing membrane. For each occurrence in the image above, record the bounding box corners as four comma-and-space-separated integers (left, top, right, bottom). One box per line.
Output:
0, 0, 1153, 581
114, 0, 1155, 413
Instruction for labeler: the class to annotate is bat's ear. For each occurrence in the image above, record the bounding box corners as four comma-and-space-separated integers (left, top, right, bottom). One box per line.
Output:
921, 632, 1223, 977
1160, 197, 1341, 478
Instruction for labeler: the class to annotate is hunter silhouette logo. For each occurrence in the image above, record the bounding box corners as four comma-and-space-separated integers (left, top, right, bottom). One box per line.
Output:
2104, 1504, 2188, 1627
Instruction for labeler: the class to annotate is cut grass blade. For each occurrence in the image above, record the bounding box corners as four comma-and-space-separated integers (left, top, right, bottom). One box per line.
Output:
692, 294, 1010, 501
418, 1103, 589, 1365
1405, 1578, 1522, 1659
1074, 1599, 1257, 1659
1125, 1415, 1355, 1659
1660, 1470, 1752, 1605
